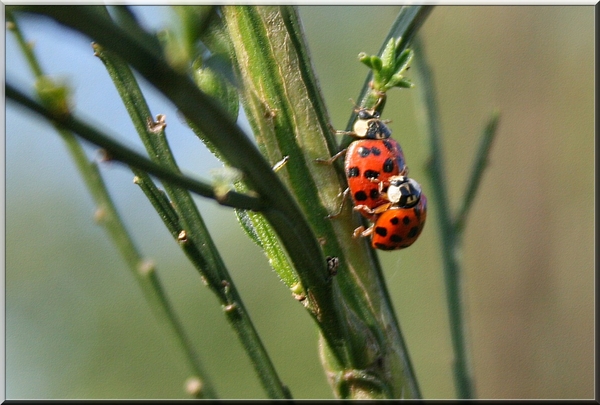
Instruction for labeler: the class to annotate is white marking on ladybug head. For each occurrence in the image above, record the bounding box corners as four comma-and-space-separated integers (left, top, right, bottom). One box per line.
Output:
387, 176, 422, 207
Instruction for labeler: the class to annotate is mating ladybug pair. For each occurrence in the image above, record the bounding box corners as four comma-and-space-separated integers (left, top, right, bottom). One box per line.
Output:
319, 105, 427, 251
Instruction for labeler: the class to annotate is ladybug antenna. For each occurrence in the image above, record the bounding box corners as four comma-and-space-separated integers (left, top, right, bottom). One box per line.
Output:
347, 98, 363, 113
373, 94, 386, 110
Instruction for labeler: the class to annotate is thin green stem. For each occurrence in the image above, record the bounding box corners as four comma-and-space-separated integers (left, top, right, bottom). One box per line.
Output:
341, 5, 434, 148
10, 5, 358, 373
133, 173, 181, 235
5, 83, 261, 211
6, 10, 216, 398
412, 36, 475, 399
453, 112, 500, 235
90, 14, 290, 397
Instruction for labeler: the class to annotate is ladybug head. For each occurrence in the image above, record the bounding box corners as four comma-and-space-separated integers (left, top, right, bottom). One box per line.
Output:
352, 107, 392, 140
356, 108, 380, 120
386, 176, 422, 208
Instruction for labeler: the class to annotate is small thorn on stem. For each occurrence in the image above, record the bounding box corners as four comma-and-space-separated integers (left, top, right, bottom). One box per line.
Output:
147, 114, 167, 134
94, 206, 107, 223
137, 259, 155, 276
177, 230, 188, 243
185, 376, 203, 397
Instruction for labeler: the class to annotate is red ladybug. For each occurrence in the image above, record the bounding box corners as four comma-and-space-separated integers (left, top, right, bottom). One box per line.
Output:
344, 138, 407, 219
369, 194, 427, 250
355, 176, 427, 250
317, 106, 407, 219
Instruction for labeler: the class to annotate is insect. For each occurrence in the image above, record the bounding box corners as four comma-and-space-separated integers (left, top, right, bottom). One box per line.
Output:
354, 176, 427, 250
317, 104, 408, 219
344, 138, 407, 219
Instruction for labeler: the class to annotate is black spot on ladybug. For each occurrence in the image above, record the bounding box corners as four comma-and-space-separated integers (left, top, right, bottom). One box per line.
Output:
371, 147, 382, 156
369, 189, 380, 200
364, 170, 379, 179
375, 226, 388, 237
402, 216, 411, 225
347, 167, 359, 178
354, 191, 368, 201
383, 158, 395, 173
375, 243, 395, 251
383, 140, 394, 151
358, 147, 370, 157
390, 234, 403, 243
390, 217, 399, 225
414, 207, 421, 219
407, 226, 419, 238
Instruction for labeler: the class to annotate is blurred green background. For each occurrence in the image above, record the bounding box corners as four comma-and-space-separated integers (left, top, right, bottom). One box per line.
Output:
5, 6, 594, 399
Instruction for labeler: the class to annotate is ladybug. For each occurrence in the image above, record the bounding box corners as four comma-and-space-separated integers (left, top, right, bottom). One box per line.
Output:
369, 194, 427, 250
354, 176, 427, 250
317, 105, 408, 218
345, 138, 407, 219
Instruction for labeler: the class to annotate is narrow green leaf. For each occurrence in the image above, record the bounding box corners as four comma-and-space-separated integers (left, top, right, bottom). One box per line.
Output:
358, 52, 373, 68
387, 76, 413, 90
371, 55, 383, 71
393, 48, 413, 77
379, 37, 396, 80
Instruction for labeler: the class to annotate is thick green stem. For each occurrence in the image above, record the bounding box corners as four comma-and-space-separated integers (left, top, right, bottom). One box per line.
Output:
223, 5, 423, 398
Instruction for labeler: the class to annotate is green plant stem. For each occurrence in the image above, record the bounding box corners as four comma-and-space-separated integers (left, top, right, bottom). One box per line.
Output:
6, 10, 216, 398
453, 112, 500, 235
412, 36, 475, 399
6, 83, 262, 211
90, 17, 291, 397
341, 5, 434, 148
8, 5, 354, 371
223, 6, 422, 399
223, 5, 356, 366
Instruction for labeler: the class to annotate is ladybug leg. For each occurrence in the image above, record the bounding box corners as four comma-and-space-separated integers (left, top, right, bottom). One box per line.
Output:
326, 188, 350, 219
353, 204, 376, 216
354, 202, 392, 216
371, 202, 392, 214
334, 129, 357, 137
353, 225, 374, 238
328, 122, 357, 137
315, 148, 347, 164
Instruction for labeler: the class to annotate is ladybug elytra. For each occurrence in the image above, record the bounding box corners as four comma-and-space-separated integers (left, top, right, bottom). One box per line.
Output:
354, 176, 427, 250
